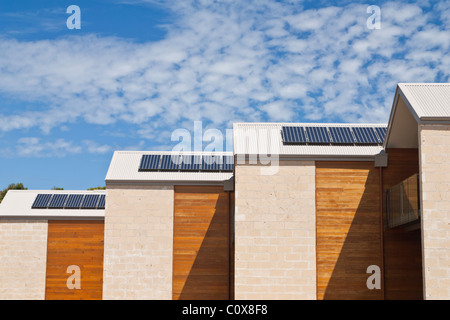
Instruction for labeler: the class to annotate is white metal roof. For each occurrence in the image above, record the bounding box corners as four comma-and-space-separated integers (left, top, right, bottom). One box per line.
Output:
233, 122, 385, 159
398, 83, 450, 120
105, 151, 234, 184
0, 190, 105, 218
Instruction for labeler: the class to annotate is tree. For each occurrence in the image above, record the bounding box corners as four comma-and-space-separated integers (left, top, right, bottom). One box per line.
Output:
0, 183, 28, 204
52, 187, 64, 190
87, 186, 106, 190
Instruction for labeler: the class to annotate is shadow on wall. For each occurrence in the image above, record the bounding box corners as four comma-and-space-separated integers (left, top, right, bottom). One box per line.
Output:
316, 162, 383, 300
382, 227, 422, 300
382, 148, 423, 300
172, 187, 231, 300
317, 156, 423, 300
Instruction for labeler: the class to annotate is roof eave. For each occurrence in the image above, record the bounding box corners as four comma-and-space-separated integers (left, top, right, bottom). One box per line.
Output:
105, 178, 233, 186
235, 153, 380, 161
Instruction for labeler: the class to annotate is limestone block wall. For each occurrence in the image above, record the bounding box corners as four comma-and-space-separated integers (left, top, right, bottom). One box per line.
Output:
0, 219, 48, 300
234, 160, 316, 299
102, 185, 174, 300
419, 124, 450, 300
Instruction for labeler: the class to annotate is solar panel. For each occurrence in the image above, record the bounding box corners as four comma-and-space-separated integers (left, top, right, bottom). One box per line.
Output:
180, 155, 201, 171
222, 155, 234, 172
97, 195, 105, 209
160, 154, 181, 171
375, 127, 387, 143
139, 154, 161, 171
305, 127, 331, 144
282, 126, 307, 144
31, 193, 105, 210
352, 127, 380, 144
64, 194, 84, 209
81, 194, 100, 209
202, 155, 221, 171
328, 127, 355, 144
138, 154, 235, 172
48, 194, 68, 209
32, 194, 52, 209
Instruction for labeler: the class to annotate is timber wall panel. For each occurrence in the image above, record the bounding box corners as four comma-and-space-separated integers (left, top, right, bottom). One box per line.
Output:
45, 220, 104, 300
316, 162, 382, 300
382, 148, 423, 300
173, 186, 230, 300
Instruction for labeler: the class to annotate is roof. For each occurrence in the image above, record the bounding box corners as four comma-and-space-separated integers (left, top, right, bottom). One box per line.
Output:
0, 190, 105, 218
383, 83, 450, 148
105, 151, 234, 184
233, 122, 385, 159
398, 83, 450, 121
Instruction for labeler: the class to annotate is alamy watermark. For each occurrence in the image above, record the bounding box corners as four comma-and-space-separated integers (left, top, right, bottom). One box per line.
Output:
366, 265, 381, 290
171, 121, 280, 175
367, 5, 381, 29
66, 265, 81, 289
67, 5, 81, 30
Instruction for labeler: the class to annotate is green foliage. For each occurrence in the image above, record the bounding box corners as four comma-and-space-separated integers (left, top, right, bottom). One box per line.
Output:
87, 186, 106, 190
0, 183, 28, 204
51, 187, 64, 190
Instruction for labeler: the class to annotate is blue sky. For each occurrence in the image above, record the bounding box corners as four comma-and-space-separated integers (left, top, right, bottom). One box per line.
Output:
0, 0, 449, 190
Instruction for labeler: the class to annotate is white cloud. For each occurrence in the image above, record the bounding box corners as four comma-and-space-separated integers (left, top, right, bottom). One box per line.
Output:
82, 140, 113, 154
0, 0, 448, 142
260, 100, 295, 121
15, 137, 83, 157
0, 137, 115, 158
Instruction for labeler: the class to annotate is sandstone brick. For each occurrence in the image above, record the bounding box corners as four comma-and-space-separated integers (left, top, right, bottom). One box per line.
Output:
102, 185, 174, 300
234, 161, 316, 300
420, 125, 450, 300
0, 219, 48, 300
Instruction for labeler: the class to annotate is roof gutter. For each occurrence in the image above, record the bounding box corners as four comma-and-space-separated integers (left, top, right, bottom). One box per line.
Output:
105, 178, 233, 187
235, 153, 382, 162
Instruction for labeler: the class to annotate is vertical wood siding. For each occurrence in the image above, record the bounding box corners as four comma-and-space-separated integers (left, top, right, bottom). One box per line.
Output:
45, 220, 104, 300
316, 162, 382, 300
173, 186, 230, 300
383, 148, 423, 300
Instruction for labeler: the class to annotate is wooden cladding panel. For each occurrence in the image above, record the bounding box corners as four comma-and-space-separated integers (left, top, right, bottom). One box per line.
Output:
45, 220, 104, 300
382, 148, 423, 300
316, 162, 382, 300
173, 186, 230, 300
383, 149, 419, 191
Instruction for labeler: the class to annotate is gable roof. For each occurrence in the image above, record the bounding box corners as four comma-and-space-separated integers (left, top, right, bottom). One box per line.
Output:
397, 83, 450, 121
383, 83, 450, 148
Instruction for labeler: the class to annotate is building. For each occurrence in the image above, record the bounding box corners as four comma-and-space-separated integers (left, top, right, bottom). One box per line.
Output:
0, 83, 449, 300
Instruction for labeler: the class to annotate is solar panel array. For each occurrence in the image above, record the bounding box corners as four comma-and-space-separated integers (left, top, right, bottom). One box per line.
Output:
31, 194, 105, 209
281, 126, 387, 145
180, 155, 201, 171
139, 154, 234, 172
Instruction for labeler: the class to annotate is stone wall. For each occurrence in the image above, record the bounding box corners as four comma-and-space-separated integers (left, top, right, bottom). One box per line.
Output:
102, 185, 174, 299
234, 160, 316, 299
419, 124, 450, 300
0, 219, 48, 300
